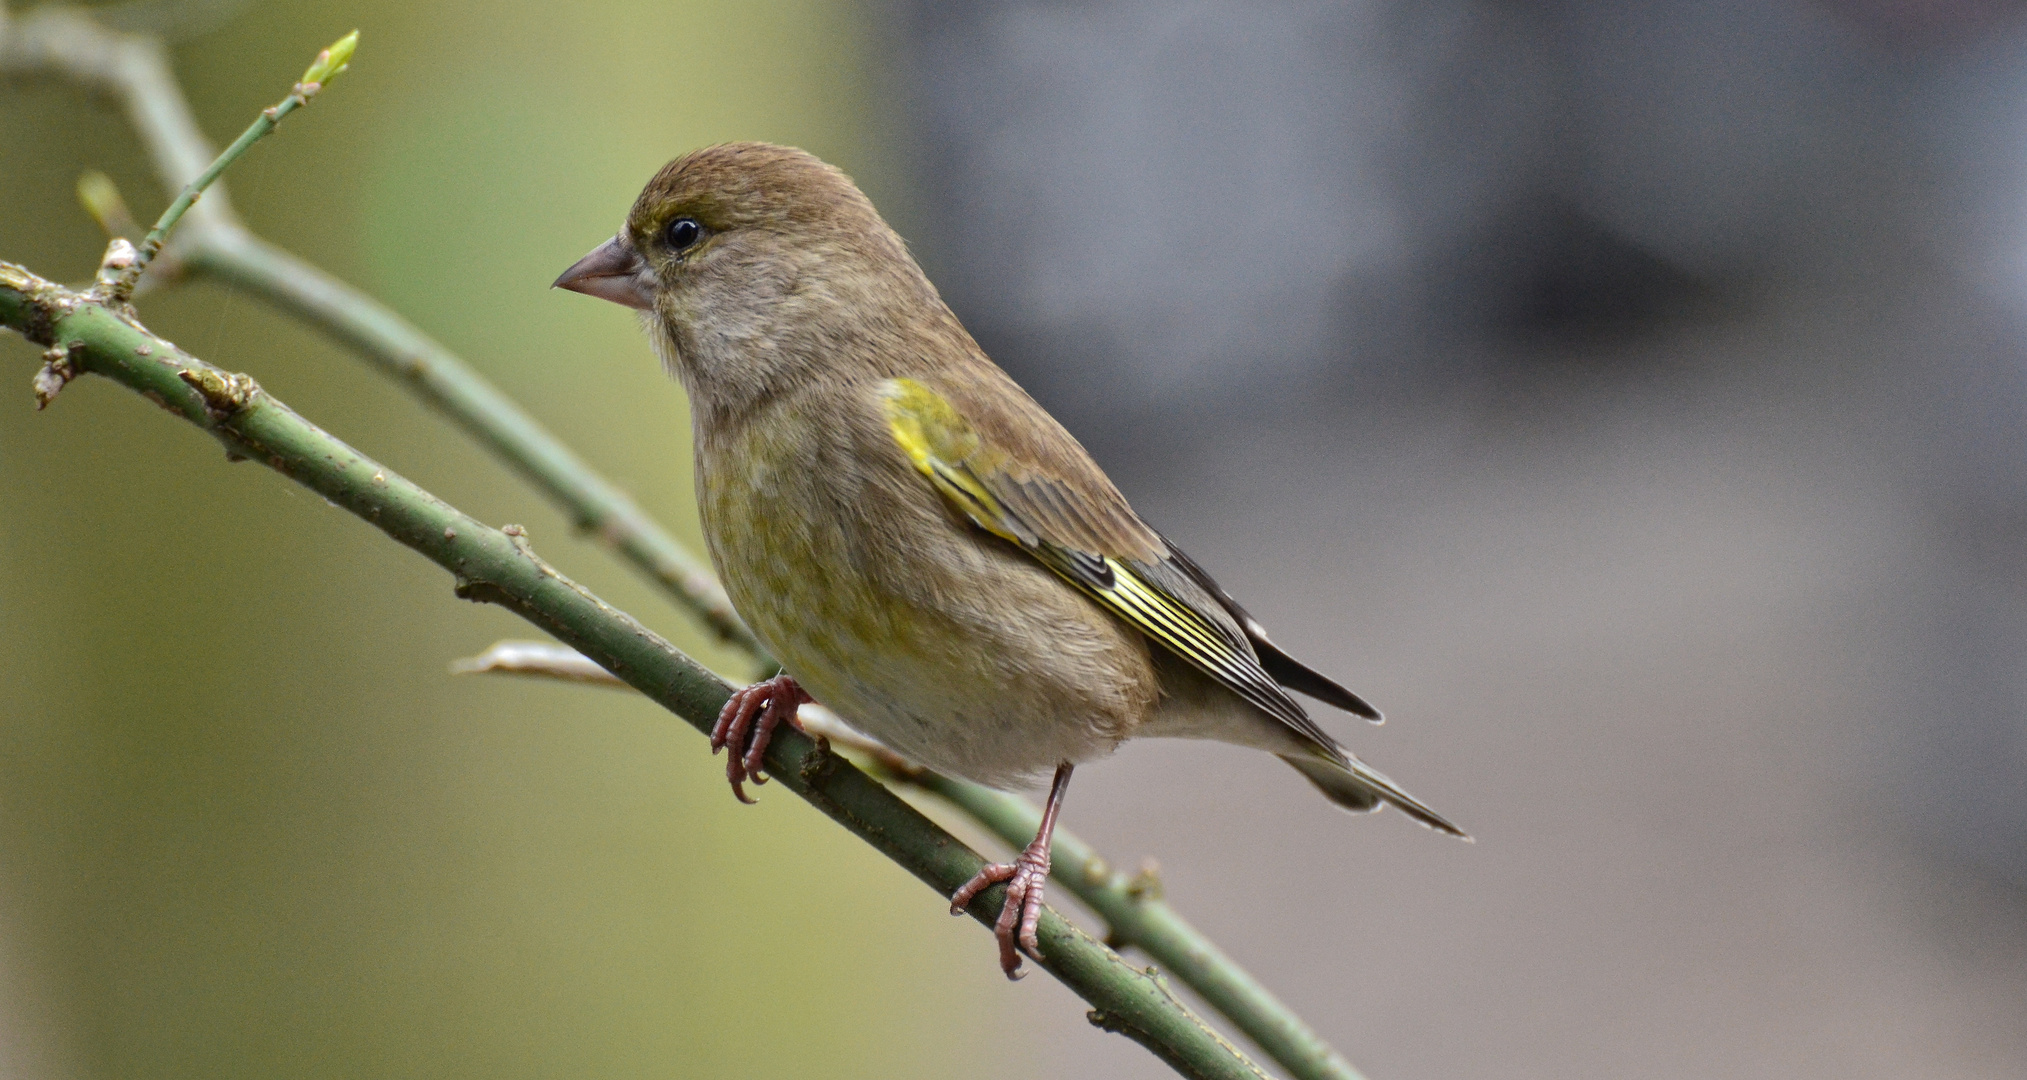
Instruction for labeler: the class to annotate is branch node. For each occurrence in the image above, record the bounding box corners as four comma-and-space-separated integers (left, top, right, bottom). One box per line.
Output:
1127, 858, 1164, 902
97, 237, 137, 278
176, 366, 259, 420
497, 524, 570, 583
1088, 1008, 1133, 1035
32, 345, 77, 409
797, 733, 842, 788
501, 522, 536, 557
1, 262, 60, 345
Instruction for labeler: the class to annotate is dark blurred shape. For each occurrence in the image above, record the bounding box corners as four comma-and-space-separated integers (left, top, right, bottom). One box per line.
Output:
1487, 204, 1721, 341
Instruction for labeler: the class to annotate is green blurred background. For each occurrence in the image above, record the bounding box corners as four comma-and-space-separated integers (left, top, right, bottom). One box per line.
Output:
0, 2, 1023, 1076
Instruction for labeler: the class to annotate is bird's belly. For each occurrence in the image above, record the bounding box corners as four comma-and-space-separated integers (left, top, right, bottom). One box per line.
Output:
730, 531, 1147, 790
790, 632, 1122, 790
699, 421, 1155, 790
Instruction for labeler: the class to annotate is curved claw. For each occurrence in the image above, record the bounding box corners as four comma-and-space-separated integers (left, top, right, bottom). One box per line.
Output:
1016, 881, 1046, 961
709, 675, 811, 804
742, 699, 793, 782
950, 862, 1015, 916
952, 850, 1051, 979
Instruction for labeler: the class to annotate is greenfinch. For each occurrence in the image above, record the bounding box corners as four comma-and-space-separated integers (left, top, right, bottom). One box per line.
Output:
555, 142, 1467, 978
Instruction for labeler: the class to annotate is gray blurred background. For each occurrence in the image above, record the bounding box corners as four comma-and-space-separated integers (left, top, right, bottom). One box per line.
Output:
6, 0, 2027, 1077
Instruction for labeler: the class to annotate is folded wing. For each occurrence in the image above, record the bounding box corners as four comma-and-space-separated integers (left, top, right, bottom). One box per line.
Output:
879, 376, 1342, 757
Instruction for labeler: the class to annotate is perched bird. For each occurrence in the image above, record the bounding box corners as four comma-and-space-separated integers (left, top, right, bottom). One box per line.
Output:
555, 143, 1467, 978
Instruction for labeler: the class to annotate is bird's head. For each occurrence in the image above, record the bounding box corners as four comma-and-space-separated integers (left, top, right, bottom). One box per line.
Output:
554, 142, 944, 416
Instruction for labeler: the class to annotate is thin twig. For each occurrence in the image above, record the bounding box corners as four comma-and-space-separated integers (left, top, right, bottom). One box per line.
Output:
452, 639, 627, 683
0, 7, 760, 657
0, 262, 1272, 1080
108, 29, 354, 299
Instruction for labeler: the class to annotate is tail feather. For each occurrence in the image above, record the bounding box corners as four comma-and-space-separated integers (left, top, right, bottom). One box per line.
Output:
1254, 639, 1383, 722
1281, 754, 1472, 840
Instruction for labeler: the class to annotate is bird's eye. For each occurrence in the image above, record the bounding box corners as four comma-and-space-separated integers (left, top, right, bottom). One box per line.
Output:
665, 217, 703, 252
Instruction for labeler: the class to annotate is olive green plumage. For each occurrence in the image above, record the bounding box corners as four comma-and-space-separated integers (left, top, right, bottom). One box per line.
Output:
574, 142, 1464, 839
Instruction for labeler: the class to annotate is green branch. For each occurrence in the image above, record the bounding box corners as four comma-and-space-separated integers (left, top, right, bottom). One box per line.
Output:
0, 262, 1271, 1080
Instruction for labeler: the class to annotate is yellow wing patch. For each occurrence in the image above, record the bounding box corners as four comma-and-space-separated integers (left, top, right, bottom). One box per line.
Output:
881, 378, 1029, 545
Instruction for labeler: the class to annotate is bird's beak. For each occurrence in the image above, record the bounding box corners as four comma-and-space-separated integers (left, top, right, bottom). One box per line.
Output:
552, 235, 653, 310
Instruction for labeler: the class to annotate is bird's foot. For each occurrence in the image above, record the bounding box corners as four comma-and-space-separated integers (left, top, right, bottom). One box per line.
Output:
710, 674, 812, 803
950, 838, 1052, 979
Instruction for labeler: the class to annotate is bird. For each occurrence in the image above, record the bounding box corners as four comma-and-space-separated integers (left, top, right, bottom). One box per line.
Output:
554, 142, 1468, 979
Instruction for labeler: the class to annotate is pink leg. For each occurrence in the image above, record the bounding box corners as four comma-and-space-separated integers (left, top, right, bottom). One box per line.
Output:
709, 674, 812, 804
950, 762, 1074, 979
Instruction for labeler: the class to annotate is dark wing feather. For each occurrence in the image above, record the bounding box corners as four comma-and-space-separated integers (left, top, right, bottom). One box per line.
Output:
1156, 539, 1382, 722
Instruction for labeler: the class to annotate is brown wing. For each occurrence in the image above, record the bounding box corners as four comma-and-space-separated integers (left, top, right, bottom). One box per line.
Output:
882, 371, 1367, 756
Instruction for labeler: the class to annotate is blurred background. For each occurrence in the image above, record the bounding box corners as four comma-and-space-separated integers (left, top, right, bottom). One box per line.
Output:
4, 0, 2027, 1077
